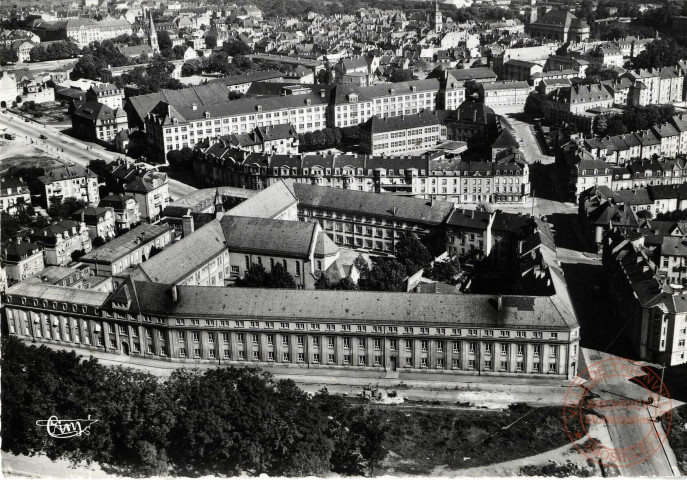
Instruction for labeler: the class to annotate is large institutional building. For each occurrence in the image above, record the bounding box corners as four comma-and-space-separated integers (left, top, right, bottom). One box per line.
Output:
3, 278, 580, 379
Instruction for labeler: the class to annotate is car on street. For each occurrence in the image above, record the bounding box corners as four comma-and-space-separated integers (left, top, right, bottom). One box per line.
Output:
39, 134, 47, 139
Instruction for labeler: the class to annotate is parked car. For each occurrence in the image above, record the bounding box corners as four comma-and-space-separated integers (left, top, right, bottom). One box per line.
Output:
39, 134, 47, 139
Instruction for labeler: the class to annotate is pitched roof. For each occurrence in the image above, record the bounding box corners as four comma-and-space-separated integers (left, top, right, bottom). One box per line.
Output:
226, 180, 297, 219
81, 224, 172, 264
293, 183, 455, 225
360, 110, 441, 134
136, 220, 226, 284
219, 215, 318, 258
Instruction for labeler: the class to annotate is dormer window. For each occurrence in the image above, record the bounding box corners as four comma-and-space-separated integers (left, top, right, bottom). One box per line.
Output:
348, 93, 358, 102
306, 99, 312, 105
256, 105, 263, 111
389, 88, 396, 95
204, 112, 210, 118
173, 118, 178, 125
411, 86, 417, 92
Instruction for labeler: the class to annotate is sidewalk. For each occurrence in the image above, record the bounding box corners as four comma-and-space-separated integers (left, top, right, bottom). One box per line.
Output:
33, 341, 571, 405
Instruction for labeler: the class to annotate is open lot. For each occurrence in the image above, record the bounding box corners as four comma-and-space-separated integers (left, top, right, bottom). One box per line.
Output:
377, 405, 591, 475
0, 139, 70, 175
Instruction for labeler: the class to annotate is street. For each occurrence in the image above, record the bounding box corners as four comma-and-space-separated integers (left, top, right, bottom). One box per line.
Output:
0, 110, 197, 200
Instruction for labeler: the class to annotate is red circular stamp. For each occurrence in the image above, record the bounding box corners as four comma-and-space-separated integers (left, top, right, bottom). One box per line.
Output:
563, 358, 673, 468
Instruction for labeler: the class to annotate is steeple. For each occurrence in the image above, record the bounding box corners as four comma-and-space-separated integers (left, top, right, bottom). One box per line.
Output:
434, 0, 443, 34
148, 9, 159, 53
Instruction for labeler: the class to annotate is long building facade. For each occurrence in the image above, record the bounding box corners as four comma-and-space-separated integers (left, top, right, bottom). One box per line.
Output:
3, 279, 580, 379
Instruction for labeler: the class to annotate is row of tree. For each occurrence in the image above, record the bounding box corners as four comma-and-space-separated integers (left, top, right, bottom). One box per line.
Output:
594, 104, 676, 137
29, 40, 81, 62
2, 336, 389, 476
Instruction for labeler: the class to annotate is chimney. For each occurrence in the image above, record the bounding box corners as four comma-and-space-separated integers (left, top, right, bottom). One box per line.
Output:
171, 284, 178, 302
497, 295, 502, 311
182, 214, 195, 236
81, 211, 85, 222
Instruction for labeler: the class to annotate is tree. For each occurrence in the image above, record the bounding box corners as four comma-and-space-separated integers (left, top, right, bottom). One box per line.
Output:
637, 209, 654, 219
360, 257, 407, 291
157, 30, 173, 52
314, 274, 332, 289
389, 68, 414, 82
464, 79, 482, 100
240, 262, 269, 287
47, 197, 88, 220
333, 277, 358, 290
167, 149, 183, 166
228, 91, 245, 100
92, 236, 106, 248
426, 259, 461, 283
88, 159, 109, 179
71, 249, 86, 261
316, 68, 334, 84
222, 39, 251, 56
179, 146, 194, 167
395, 232, 433, 275
0, 45, 18, 65
15, 95, 21, 104
633, 37, 687, 70
266, 263, 297, 288
524, 93, 547, 118
204, 32, 217, 49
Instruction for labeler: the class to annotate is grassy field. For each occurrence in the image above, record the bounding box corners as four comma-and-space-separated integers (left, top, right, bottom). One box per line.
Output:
0, 154, 66, 175
378, 405, 584, 475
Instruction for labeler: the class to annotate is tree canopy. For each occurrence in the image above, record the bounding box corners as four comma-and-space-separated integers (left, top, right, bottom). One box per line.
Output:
1, 336, 389, 476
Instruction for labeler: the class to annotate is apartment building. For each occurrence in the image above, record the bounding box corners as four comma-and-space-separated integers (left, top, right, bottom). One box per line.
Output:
622, 67, 684, 106
604, 229, 687, 366
1, 240, 45, 282
72, 101, 129, 144
80, 223, 174, 276
123, 171, 170, 223
3, 277, 580, 378
98, 194, 141, 232
72, 206, 116, 241
39, 165, 100, 208
546, 83, 614, 115
222, 124, 300, 155
24, 220, 92, 266
359, 111, 444, 156
0, 177, 31, 214
85, 83, 125, 110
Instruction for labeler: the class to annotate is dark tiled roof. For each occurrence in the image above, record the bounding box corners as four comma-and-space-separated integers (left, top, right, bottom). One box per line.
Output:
293, 183, 455, 225
220, 215, 317, 258
360, 110, 441, 134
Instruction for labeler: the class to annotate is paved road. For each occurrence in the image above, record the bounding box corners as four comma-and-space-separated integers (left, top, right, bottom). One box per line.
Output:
0, 110, 197, 200
3, 58, 78, 73
580, 349, 681, 477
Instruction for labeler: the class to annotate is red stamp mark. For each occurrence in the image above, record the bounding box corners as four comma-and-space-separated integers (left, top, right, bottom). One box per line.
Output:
563, 358, 673, 468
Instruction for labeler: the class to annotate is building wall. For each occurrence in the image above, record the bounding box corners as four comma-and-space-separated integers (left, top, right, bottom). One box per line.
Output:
4, 252, 45, 282
44, 176, 100, 207
3, 298, 580, 379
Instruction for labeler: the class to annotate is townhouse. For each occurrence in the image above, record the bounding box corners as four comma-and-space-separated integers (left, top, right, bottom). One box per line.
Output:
72, 101, 129, 144
481, 81, 530, 108
85, 83, 125, 110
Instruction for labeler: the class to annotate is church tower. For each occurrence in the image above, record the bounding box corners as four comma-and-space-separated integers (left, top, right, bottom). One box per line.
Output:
148, 10, 159, 53
435, 0, 443, 34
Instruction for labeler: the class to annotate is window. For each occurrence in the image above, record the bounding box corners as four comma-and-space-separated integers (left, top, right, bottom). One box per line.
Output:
549, 363, 557, 373
282, 335, 288, 346
453, 341, 460, 353
452, 358, 460, 368
311, 323, 320, 330
469, 342, 476, 353
516, 331, 526, 338
179, 332, 185, 342
533, 332, 543, 339
501, 344, 508, 355
326, 324, 336, 331
328, 353, 335, 364
313, 353, 320, 363
500, 330, 510, 338
298, 352, 304, 363
268, 351, 275, 361
533, 345, 541, 356
468, 359, 475, 370
390, 339, 397, 350
253, 351, 259, 361
421, 341, 428, 352
437, 341, 444, 352
484, 330, 494, 337
180, 348, 186, 358
282, 352, 289, 362
484, 343, 491, 354
344, 355, 351, 365
468, 329, 477, 336
237, 334, 244, 344
192, 332, 200, 342
405, 340, 412, 351
501, 361, 508, 371
517, 344, 524, 355
404, 327, 414, 334
550, 332, 558, 339
359, 355, 366, 365
421, 358, 427, 368
343, 338, 350, 348
297, 335, 304, 346
484, 360, 492, 371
